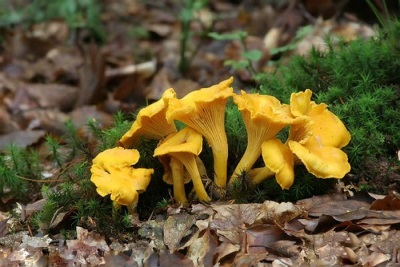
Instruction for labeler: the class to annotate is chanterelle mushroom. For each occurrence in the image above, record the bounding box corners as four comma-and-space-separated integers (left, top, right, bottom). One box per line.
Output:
90, 147, 154, 209
154, 127, 211, 202
165, 77, 234, 189
119, 88, 177, 148
229, 90, 299, 185
251, 89, 351, 185
287, 89, 351, 178
158, 155, 190, 203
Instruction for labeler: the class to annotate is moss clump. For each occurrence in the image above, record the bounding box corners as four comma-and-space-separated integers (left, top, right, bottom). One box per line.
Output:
256, 21, 400, 187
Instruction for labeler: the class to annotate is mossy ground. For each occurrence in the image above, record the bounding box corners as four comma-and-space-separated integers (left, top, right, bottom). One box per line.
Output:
256, 21, 400, 194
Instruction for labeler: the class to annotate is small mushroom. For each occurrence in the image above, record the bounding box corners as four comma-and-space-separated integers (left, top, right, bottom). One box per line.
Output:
158, 155, 190, 203
288, 89, 351, 178
255, 89, 351, 184
90, 147, 154, 210
119, 88, 177, 148
165, 77, 234, 188
154, 127, 211, 202
229, 90, 299, 185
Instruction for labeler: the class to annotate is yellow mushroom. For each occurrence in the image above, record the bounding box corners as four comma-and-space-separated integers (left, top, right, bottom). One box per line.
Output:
165, 77, 234, 188
154, 127, 211, 202
119, 88, 177, 148
287, 90, 351, 178
252, 89, 351, 185
90, 147, 154, 211
158, 155, 190, 203
229, 90, 298, 185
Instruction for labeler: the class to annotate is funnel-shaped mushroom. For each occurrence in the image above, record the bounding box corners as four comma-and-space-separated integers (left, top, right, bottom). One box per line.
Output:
119, 88, 177, 148
254, 89, 351, 184
158, 155, 190, 203
229, 90, 299, 185
154, 127, 211, 202
90, 147, 154, 209
287, 89, 351, 178
165, 77, 234, 188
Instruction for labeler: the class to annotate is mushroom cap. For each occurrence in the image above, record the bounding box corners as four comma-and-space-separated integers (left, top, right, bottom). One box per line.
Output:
234, 90, 298, 130
229, 91, 300, 184
154, 127, 211, 202
261, 138, 295, 189
165, 77, 234, 126
288, 140, 351, 178
93, 146, 140, 169
90, 147, 154, 206
119, 88, 177, 148
154, 127, 203, 157
289, 89, 351, 148
165, 77, 234, 188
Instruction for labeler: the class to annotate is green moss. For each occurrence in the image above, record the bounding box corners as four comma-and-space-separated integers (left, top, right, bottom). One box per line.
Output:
256, 21, 400, 180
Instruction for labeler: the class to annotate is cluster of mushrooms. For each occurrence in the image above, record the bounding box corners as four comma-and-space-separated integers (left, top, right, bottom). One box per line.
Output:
90, 77, 351, 210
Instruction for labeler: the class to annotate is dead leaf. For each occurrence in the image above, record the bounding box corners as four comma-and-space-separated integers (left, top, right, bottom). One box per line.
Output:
22, 109, 70, 134
370, 195, 400, 211
18, 199, 47, 221
75, 44, 106, 108
0, 107, 20, 134
307, 199, 371, 217
213, 241, 240, 263
163, 213, 196, 252
210, 203, 261, 244
331, 207, 369, 222
257, 200, 302, 226
0, 130, 46, 150
21, 234, 52, 248
159, 250, 194, 267
25, 83, 78, 111
245, 225, 300, 256
362, 251, 390, 266
185, 229, 218, 267
0, 218, 9, 238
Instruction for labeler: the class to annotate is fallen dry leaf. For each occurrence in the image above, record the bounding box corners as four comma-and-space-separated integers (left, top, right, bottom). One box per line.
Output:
0, 130, 46, 150
210, 203, 261, 244
163, 213, 196, 252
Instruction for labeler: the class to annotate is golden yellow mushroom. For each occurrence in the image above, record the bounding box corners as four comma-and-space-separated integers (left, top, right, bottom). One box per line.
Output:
90, 147, 154, 211
158, 155, 190, 203
165, 77, 234, 188
253, 89, 351, 185
288, 89, 351, 178
119, 88, 177, 148
154, 127, 211, 202
229, 90, 298, 185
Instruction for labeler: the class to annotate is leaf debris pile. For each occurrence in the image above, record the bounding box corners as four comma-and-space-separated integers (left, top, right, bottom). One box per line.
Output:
1, 192, 400, 266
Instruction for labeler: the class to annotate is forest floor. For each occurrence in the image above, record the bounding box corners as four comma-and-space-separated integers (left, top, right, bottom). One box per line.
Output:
1, 0, 400, 266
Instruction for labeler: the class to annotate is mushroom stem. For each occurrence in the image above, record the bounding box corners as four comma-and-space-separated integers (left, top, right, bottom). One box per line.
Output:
177, 156, 211, 202
250, 166, 275, 184
210, 142, 228, 188
229, 139, 262, 185
170, 158, 188, 203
